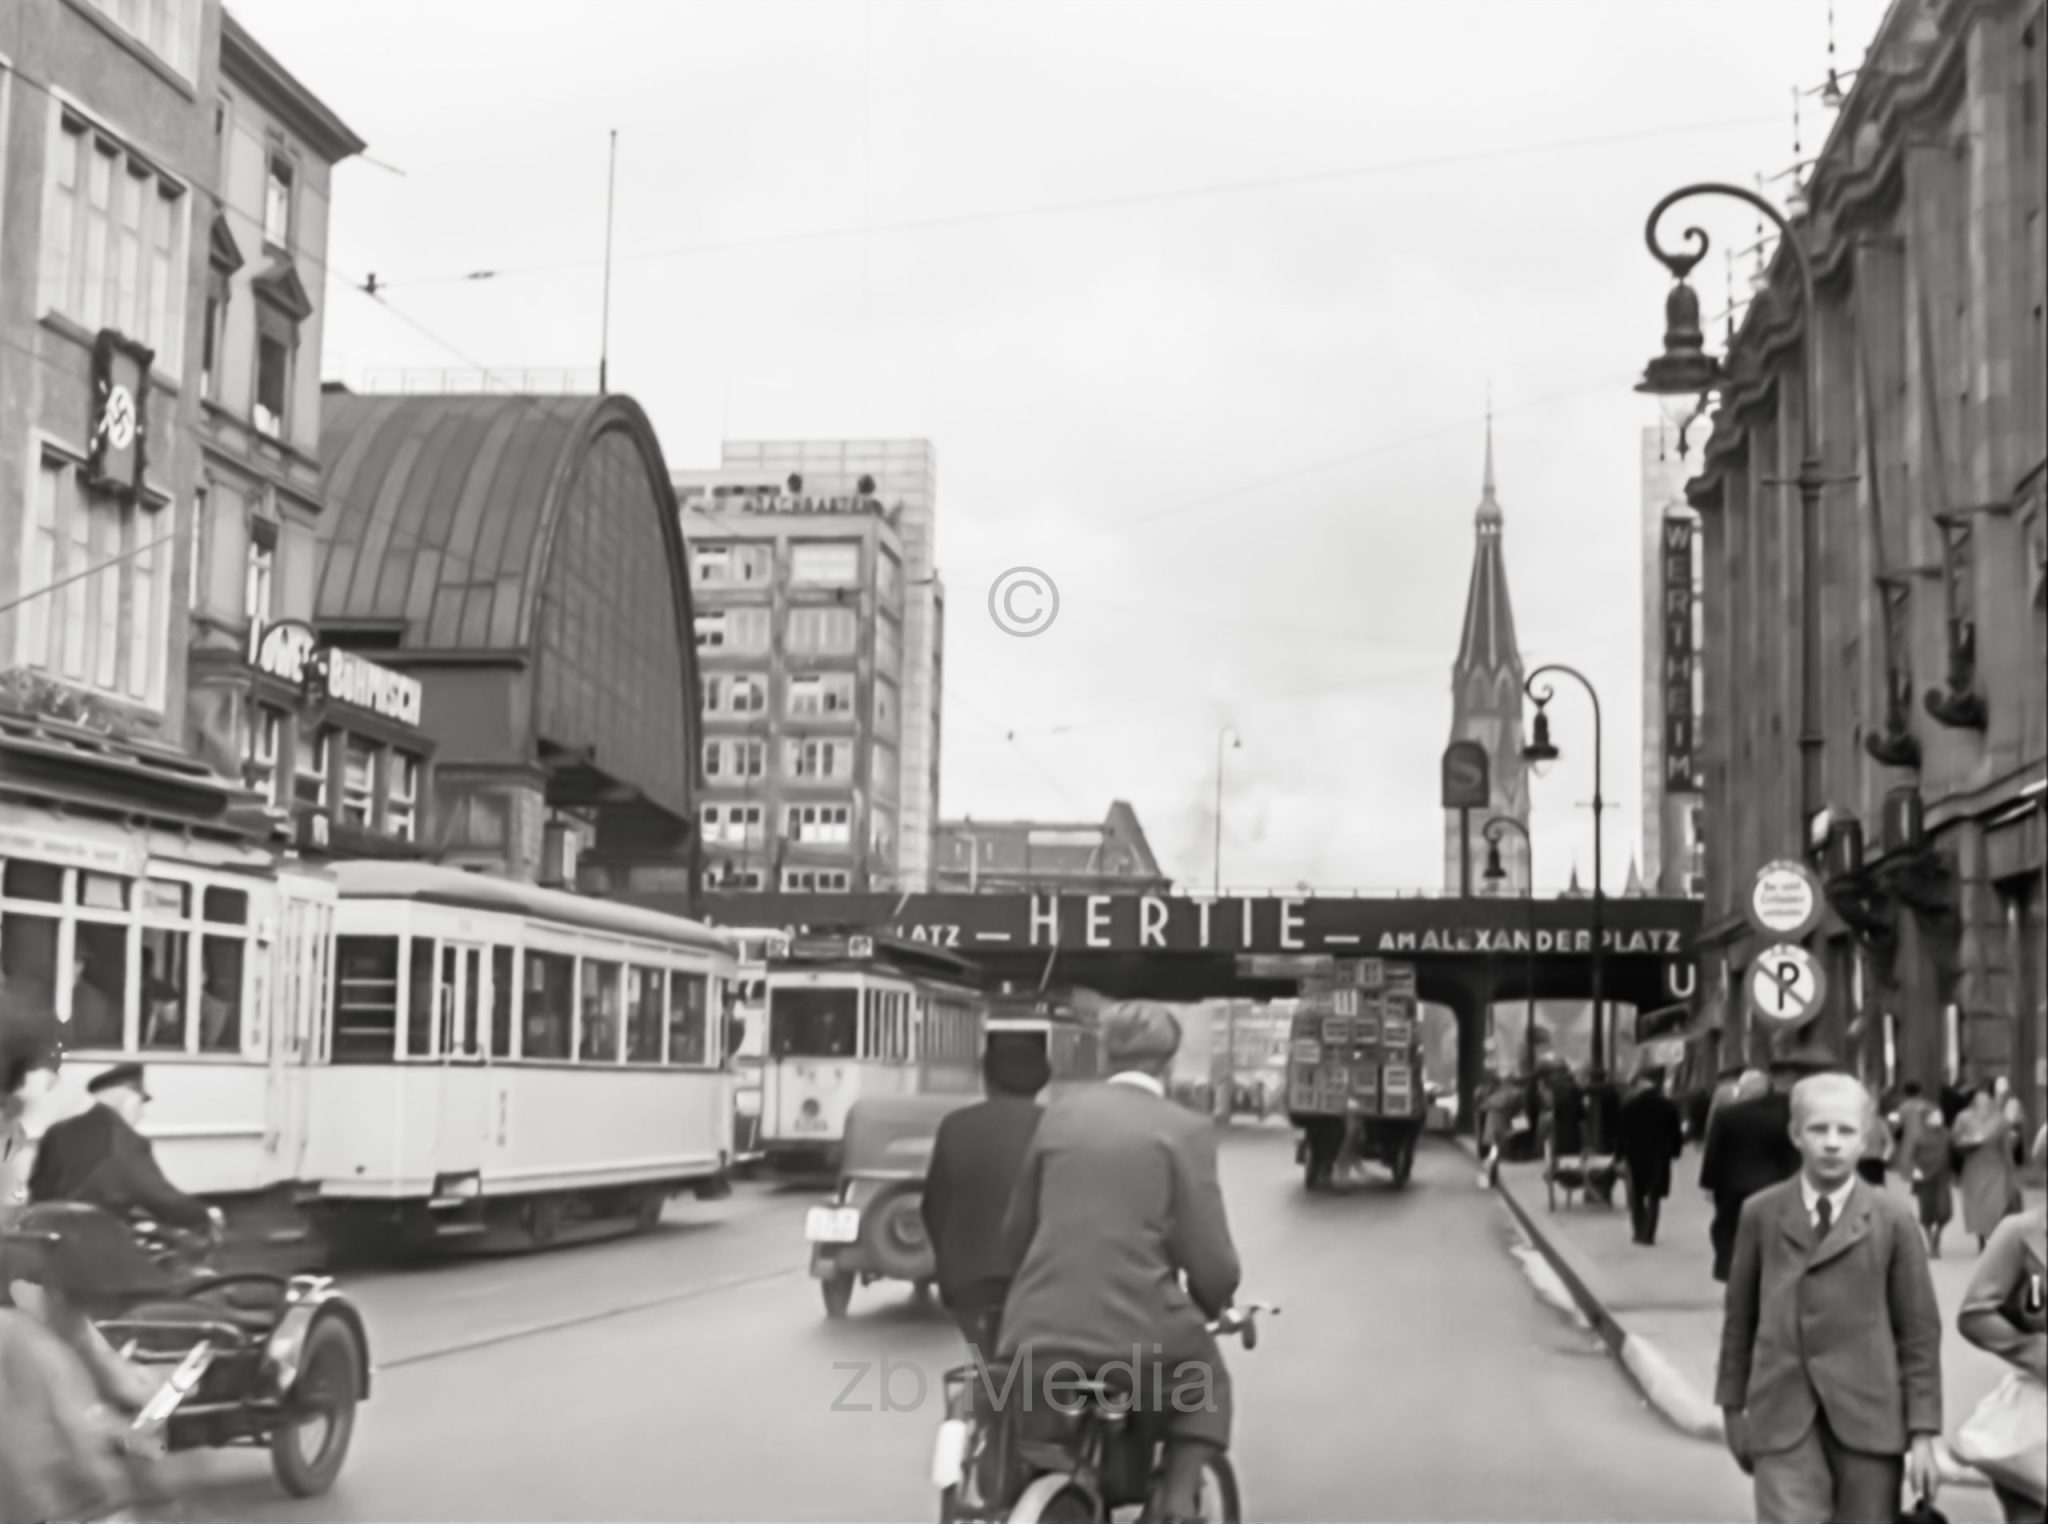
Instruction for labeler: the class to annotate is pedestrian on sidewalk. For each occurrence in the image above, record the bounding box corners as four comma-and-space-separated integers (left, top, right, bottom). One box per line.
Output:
1892, 1083, 1940, 1180
1701, 1058, 1808, 1283
1859, 1105, 1896, 1188
1617, 1067, 1684, 1246
1953, 1129, 2046, 1522
1958, 1087, 2023, 1252
1908, 1107, 1957, 1260
1717, 1073, 1944, 1524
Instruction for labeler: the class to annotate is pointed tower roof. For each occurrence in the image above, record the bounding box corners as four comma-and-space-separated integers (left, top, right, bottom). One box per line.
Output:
1563, 862, 1587, 897
1624, 855, 1646, 897
1455, 408, 1521, 674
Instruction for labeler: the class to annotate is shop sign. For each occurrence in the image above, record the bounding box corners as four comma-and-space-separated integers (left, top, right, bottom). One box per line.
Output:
249, 621, 423, 728
1662, 513, 1698, 792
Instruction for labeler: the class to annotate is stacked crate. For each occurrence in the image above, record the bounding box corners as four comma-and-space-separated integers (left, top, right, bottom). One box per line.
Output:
1286, 960, 1423, 1118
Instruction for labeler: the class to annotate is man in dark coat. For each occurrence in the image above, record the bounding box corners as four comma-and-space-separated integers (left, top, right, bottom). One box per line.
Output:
920, 1035, 1051, 1361
26, 1065, 218, 1234
1699, 1051, 1823, 1283
1617, 1067, 1686, 1245
999, 1002, 1241, 1524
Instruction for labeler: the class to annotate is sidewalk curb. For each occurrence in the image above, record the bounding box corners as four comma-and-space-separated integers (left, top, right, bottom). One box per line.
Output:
1463, 1139, 1990, 1489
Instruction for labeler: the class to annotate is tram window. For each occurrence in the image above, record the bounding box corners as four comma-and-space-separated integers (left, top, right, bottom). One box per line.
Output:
203, 888, 248, 924
580, 961, 622, 1062
332, 936, 399, 1062
491, 947, 516, 1058
525, 952, 573, 1059
406, 938, 436, 1058
139, 934, 188, 1050
625, 966, 663, 1064
668, 971, 708, 1065
769, 987, 856, 1058
70, 922, 125, 1050
198, 935, 243, 1053
2, 860, 62, 903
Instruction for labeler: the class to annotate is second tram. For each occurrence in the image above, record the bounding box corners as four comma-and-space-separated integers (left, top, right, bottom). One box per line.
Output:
984, 984, 1109, 1100
760, 930, 984, 1173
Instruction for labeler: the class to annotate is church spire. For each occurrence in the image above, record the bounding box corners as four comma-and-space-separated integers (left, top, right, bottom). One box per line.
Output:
1478, 397, 1500, 523
1456, 411, 1519, 674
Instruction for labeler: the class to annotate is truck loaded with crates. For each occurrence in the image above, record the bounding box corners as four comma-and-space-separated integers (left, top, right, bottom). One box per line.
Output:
1285, 958, 1426, 1189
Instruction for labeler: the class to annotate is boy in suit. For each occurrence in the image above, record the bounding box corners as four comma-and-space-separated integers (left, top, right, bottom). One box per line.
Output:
1717, 1072, 1944, 1523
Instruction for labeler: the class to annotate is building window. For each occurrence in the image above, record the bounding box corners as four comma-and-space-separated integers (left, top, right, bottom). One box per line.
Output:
201, 279, 227, 401
874, 679, 898, 735
691, 543, 771, 584
785, 606, 857, 654
19, 454, 167, 706
781, 867, 851, 892
387, 753, 420, 841
876, 616, 901, 676
242, 704, 283, 806
341, 736, 376, 827
295, 722, 330, 809
245, 517, 276, 626
788, 673, 855, 717
42, 117, 186, 365
701, 803, 764, 846
710, 866, 766, 891
788, 738, 854, 782
264, 153, 294, 249
85, 0, 197, 76
704, 738, 766, 779
877, 551, 901, 601
790, 542, 861, 586
694, 608, 770, 651
254, 318, 293, 438
786, 803, 853, 845
705, 673, 768, 715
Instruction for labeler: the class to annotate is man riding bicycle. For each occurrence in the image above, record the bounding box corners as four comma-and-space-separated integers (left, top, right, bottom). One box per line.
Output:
28, 1063, 223, 1244
996, 1002, 1241, 1524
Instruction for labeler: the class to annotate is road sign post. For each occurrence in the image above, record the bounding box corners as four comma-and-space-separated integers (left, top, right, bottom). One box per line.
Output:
1745, 859, 1825, 943
1747, 943, 1826, 1032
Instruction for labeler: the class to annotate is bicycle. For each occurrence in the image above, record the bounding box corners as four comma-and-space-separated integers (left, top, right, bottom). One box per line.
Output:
932, 1301, 1277, 1524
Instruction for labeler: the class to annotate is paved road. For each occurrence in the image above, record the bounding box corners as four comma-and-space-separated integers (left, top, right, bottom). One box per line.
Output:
163, 1128, 1896, 1522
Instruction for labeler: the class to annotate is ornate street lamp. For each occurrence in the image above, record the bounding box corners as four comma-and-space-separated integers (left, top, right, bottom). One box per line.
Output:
1522, 665, 1606, 1075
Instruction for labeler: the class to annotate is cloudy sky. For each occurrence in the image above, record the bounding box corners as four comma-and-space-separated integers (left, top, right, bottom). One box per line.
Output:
232, 0, 1887, 895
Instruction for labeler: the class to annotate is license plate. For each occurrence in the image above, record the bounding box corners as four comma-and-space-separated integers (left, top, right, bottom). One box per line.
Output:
806, 1206, 860, 1244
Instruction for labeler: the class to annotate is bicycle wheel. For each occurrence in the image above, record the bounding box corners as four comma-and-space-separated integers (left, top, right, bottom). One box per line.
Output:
1193, 1454, 1242, 1524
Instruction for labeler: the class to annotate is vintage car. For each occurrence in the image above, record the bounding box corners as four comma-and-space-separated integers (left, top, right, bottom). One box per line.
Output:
804, 1093, 971, 1319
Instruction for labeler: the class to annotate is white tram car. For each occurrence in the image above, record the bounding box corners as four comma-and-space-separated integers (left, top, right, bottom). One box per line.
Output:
985, 985, 1109, 1100
723, 927, 786, 1169
759, 930, 985, 1173
299, 862, 738, 1247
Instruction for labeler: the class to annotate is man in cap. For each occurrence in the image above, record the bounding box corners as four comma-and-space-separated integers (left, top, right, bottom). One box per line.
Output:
27, 1064, 220, 1237
922, 1033, 1052, 1362
1699, 1043, 1830, 1283
998, 1002, 1241, 1524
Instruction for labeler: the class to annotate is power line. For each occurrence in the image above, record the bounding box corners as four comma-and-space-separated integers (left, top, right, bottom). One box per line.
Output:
371, 112, 1789, 292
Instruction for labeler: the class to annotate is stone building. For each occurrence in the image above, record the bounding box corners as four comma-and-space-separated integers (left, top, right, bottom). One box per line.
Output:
933, 802, 1169, 895
1685, 0, 2046, 1125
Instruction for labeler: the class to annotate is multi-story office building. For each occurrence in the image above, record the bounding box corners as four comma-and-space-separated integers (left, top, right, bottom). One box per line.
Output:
933, 803, 1169, 895
1640, 424, 1706, 897
1686, 0, 2045, 1120
692, 440, 944, 888
674, 470, 916, 893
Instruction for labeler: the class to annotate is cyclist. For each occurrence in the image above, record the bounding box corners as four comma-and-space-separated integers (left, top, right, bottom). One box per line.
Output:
996, 1002, 1241, 1524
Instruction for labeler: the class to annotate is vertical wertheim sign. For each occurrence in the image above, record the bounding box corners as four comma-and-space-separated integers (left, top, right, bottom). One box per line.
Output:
1662, 512, 1698, 792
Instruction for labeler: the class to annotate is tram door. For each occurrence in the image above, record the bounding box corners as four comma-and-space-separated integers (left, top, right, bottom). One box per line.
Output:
434, 943, 493, 1179
267, 874, 334, 1188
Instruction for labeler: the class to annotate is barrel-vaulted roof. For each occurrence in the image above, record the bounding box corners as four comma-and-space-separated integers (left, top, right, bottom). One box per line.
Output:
314, 390, 702, 823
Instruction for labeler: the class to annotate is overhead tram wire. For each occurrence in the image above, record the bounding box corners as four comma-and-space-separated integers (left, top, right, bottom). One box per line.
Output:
367, 111, 1795, 292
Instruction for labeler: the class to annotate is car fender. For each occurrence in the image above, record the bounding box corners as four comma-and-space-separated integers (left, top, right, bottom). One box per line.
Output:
262, 1279, 372, 1403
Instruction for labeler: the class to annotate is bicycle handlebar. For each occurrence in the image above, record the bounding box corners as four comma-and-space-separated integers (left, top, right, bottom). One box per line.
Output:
1206, 1301, 1280, 1348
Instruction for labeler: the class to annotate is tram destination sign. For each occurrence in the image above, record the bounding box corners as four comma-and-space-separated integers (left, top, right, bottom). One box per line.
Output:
690, 891, 1699, 959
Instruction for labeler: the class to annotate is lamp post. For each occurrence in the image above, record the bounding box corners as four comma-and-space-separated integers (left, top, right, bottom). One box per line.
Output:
1484, 815, 1537, 1080
1213, 726, 1240, 897
1638, 184, 1825, 862
1522, 664, 1606, 1074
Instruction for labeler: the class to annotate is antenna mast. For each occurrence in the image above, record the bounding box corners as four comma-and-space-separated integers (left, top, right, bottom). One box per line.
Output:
600, 130, 618, 394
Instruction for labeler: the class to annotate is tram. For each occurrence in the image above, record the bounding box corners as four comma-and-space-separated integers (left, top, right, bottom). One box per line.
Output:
985, 984, 1109, 1099
722, 927, 787, 1170
759, 929, 984, 1174
299, 861, 739, 1249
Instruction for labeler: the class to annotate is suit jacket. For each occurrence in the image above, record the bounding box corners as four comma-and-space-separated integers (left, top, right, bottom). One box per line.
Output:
24, 1105, 212, 1231
920, 1094, 1045, 1309
1616, 1089, 1685, 1198
1715, 1176, 1944, 1456
1698, 1090, 1799, 1201
997, 1081, 1240, 1360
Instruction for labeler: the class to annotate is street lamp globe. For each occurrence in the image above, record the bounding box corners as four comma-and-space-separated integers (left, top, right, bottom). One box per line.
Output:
1522, 709, 1560, 778
1483, 841, 1508, 882
1636, 277, 1728, 403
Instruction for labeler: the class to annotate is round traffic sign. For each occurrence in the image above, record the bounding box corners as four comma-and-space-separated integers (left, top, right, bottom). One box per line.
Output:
1747, 943, 1827, 1030
1747, 860, 1825, 941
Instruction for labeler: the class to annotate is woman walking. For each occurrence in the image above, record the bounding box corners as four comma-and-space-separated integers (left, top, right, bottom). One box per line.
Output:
1959, 1085, 2023, 1251
1911, 1104, 1958, 1258
1955, 1132, 2047, 1522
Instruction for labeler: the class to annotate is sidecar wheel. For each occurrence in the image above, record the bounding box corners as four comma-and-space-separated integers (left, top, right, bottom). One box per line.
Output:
271, 1317, 361, 1497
